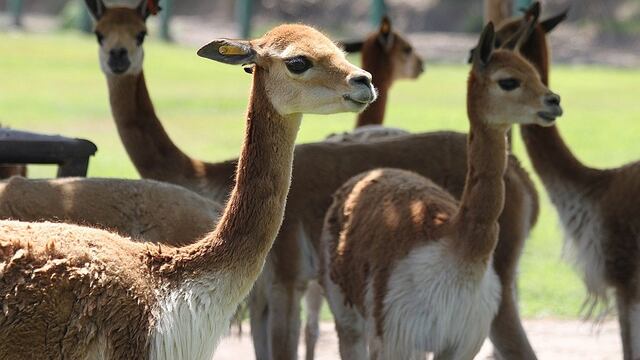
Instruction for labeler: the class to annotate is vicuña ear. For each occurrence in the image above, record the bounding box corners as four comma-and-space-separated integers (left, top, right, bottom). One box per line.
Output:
85, 0, 105, 21
522, 1, 541, 20
473, 22, 495, 68
501, 17, 535, 51
197, 39, 257, 66
377, 15, 394, 52
339, 40, 364, 53
136, 0, 162, 20
540, 8, 569, 33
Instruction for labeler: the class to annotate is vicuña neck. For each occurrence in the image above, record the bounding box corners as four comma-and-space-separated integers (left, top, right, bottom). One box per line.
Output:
166, 67, 301, 280
106, 72, 235, 201
355, 44, 392, 127
453, 79, 509, 263
518, 31, 601, 190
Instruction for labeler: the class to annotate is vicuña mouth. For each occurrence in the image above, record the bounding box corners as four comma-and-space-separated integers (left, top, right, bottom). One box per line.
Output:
537, 111, 558, 123
343, 94, 372, 105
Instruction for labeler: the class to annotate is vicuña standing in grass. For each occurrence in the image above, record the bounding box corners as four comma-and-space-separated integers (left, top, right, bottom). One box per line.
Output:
340, 16, 423, 129
495, 3, 640, 359
0, 23, 375, 359
321, 22, 562, 359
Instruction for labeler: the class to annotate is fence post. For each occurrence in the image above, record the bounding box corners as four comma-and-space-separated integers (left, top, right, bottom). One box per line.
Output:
370, 0, 386, 26
160, 0, 173, 41
235, 0, 253, 38
514, 0, 532, 13
79, 4, 93, 33
8, 0, 23, 28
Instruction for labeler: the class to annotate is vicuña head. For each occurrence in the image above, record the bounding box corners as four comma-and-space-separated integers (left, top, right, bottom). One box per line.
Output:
198, 24, 377, 115
468, 20, 562, 129
0, 23, 373, 360
85, 0, 160, 75
343, 16, 423, 80
469, 1, 568, 85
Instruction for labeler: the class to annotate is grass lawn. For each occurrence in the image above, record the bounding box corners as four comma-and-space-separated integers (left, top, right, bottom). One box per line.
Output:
1, 31, 639, 319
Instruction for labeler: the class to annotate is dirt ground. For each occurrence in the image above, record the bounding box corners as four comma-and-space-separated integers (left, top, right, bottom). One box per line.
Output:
214, 319, 621, 359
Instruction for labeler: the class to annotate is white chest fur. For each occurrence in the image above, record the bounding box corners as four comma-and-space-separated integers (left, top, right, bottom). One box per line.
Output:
553, 188, 609, 307
149, 275, 239, 360
378, 241, 501, 358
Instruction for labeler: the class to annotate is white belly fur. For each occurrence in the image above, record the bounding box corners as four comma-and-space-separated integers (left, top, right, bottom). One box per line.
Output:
379, 240, 501, 357
554, 190, 609, 309
149, 274, 240, 360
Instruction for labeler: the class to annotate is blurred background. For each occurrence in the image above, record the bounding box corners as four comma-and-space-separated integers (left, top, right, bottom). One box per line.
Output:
0, 0, 639, 357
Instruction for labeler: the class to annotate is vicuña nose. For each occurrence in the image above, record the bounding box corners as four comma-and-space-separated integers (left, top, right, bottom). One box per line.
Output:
349, 74, 372, 88
545, 93, 561, 107
110, 48, 128, 58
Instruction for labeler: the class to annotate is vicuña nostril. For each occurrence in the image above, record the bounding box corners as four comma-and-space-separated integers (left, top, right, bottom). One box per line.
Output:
545, 94, 561, 107
349, 75, 371, 87
109, 48, 128, 58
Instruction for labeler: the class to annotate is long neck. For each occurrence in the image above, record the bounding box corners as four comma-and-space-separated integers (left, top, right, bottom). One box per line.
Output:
453, 119, 508, 263
355, 40, 392, 127
106, 72, 234, 199
519, 29, 600, 189
166, 67, 301, 279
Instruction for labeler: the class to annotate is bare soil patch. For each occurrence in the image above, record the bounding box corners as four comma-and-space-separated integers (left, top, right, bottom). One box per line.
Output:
214, 319, 621, 359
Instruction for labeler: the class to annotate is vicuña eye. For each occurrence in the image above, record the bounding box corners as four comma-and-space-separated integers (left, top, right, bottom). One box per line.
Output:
498, 78, 521, 91
136, 31, 147, 46
95, 31, 104, 45
284, 56, 313, 74
403, 46, 412, 55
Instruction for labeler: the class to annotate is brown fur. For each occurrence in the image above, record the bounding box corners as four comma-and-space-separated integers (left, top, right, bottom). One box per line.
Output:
0, 176, 221, 245
355, 17, 423, 127
0, 165, 26, 179
0, 22, 369, 359
500, 4, 640, 359
321, 28, 559, 357
325, 168, 457, 332
92, 6, 540, 360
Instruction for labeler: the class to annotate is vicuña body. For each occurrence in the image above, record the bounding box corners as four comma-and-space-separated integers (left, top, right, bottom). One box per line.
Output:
0, 20, 376, 359
0, 176, 221, 245
88, 2, 540, 358
495, 3, 640, 359
321, 22, 563, 359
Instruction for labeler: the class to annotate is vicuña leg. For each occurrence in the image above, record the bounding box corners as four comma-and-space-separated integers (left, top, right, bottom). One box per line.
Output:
250, 275, 271, 360
324, 273, 367, 360
304, 280, 323, 360
268, 281, 304, 360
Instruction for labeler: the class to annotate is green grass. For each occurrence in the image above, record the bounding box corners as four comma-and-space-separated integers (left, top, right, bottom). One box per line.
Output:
1, 32, 640, 319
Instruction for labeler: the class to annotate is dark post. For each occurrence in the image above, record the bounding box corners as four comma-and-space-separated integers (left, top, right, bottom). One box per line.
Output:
79, 5, 93, 33
160, 0, 173, 41
514, 0, 532, 13
370, 0, 386, 26
236, 0, 253, 38
8, 0, 23, 28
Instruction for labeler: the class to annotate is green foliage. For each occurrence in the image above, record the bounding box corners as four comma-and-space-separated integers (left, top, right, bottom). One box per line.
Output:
1, 32, 639, 319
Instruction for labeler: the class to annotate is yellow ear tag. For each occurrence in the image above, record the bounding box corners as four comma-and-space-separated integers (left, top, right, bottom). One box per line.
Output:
219, 45, 248, 56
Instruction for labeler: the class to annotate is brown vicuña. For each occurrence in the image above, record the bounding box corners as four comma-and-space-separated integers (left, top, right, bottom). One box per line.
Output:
498, 3, 640, 359
341, 16, 423, 128
90, 2, 540, 359
0, 19, 375, 360
321, 21, 562, 359
0, 176, 221, 245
